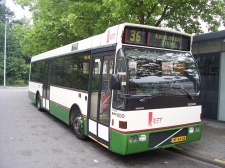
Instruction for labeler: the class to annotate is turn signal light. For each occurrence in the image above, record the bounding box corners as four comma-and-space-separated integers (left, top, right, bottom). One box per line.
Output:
119, 121, 127, 129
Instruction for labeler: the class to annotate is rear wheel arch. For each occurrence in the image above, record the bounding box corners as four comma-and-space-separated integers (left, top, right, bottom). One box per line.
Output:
35, 91, 40, 105
69, 104, 80, 125
35, 91, 42, 111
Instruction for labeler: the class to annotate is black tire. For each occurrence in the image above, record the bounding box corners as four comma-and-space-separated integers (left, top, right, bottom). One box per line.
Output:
36, 94, 42, 111
70, 109, 87, 140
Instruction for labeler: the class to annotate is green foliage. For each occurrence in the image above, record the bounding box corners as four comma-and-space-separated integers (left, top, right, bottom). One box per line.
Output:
0, 4, 14, 22
15, 0, 79, 55
14, 0, 225, 57
0, 4, 29, 86
103, 0, 225, 34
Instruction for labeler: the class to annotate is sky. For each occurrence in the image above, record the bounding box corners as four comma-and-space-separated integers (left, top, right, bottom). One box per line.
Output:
6, 0, 32, 19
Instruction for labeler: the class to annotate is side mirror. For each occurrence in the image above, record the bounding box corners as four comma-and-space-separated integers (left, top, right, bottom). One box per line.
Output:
110, 74, 122, 90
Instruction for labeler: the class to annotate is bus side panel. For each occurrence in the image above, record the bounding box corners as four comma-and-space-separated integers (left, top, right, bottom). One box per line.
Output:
49, 86, 88, 125
49, 101, 70, 124
83, 116, 88, 136
28, 81, 43, 104
29, 90, 36, 104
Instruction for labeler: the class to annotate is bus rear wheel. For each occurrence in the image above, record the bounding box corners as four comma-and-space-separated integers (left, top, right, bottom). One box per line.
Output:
36, 94, 42, 111
70, 109, 87, 140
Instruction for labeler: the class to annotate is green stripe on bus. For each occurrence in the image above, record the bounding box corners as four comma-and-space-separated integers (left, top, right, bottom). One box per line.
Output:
29, 91, 36, 104
49, 101, 70, 125
83, 116, 88, 136
110, 129, 151, 155
49, 101, 88, 136
110, 130, 128, 155
110, 123, 202, 155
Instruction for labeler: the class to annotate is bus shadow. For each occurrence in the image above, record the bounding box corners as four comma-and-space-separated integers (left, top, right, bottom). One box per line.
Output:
30, 102, 177, 166
30, 102, 71, 130
88, 141, 177, 167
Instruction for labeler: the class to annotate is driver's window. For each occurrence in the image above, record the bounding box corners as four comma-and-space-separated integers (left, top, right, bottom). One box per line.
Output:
112, 49, 126, 109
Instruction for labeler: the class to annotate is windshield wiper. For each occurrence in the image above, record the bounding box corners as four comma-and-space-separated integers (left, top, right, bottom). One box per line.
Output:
138, 94, 162, 102
138, 96, 152, 102
178, 89, 194, 100
119, 92, 171, 102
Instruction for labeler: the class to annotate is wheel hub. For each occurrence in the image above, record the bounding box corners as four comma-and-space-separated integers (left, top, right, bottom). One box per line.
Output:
73, 116, 83, 133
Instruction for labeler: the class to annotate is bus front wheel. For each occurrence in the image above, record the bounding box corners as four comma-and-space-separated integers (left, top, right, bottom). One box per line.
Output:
70, 109, 87, 140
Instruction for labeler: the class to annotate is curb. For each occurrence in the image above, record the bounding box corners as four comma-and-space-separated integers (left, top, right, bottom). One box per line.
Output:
168, 146, 225, 168
0, 86, 28, 89
202, 120, 225, 132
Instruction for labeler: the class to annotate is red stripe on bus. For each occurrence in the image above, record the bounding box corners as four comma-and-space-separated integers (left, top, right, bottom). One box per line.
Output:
147, 32, 150, 45
148, 112, 153, 126
110, 122, 201, 134
124, 29, 128, 43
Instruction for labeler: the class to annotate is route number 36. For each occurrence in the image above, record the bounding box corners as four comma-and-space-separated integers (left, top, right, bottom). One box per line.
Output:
130, 30, 141, 43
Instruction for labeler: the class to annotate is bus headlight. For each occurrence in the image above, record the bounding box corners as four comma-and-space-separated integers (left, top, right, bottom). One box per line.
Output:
189, 127, 195, 133
129, 136, 138, 143
139, 134, 147, 142
195, 126, 200, 132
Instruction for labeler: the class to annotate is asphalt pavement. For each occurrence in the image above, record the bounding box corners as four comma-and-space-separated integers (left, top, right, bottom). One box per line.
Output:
1, 87, 225, 167
171, 119, 225, 167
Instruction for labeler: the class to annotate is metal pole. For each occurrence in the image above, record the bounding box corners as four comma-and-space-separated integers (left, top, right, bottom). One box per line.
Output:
3, 18, 6, 87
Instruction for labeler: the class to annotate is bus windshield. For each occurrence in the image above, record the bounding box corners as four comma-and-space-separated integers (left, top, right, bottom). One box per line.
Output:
123, 47, 200, 97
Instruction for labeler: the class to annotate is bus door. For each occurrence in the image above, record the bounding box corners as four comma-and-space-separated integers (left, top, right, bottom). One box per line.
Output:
88, 49, 114, 147
42, 60, 51, 111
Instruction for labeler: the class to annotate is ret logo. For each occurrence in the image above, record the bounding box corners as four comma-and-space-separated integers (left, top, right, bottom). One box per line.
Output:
148, 112, 163, 127
107, 30, 116, 43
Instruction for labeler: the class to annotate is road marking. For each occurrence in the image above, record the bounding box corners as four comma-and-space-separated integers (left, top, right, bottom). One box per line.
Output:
214, 159, 225, 164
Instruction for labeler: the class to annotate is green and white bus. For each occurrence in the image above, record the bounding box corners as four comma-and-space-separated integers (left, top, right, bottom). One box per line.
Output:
29, 23, 202, 155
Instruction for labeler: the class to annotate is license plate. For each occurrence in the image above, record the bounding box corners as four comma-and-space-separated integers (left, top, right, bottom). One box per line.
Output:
171, 136, 186, 143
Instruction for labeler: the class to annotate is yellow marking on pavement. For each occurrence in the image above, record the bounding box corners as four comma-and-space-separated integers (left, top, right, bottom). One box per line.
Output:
214, 159, 225, 164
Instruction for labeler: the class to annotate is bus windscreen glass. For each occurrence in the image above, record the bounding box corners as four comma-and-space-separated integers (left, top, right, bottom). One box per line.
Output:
124, 47, 200, 97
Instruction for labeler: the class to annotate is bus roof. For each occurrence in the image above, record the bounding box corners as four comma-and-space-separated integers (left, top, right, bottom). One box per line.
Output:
31, 23, 192, 62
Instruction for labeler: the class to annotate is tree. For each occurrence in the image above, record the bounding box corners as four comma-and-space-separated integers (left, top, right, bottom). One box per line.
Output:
0, 4, 14, 22
14, 0, 225, 56
102, 0, 225, 33
14, 0, 112, 55
0, 4, 29, 86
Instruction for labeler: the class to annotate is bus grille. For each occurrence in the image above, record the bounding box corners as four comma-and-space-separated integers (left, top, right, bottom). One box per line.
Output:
149, 128, 187, 148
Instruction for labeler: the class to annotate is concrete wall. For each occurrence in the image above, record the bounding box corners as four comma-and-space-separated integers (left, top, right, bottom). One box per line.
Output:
192, 38, 225, 55
218, 52, 225, 121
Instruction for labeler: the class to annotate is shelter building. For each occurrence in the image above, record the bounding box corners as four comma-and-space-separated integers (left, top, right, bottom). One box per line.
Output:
192, 30, 225, 121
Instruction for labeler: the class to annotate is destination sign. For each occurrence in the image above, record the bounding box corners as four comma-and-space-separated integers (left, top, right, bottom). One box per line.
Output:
123, 27, 191, 51
124, 28, 146, 45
